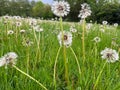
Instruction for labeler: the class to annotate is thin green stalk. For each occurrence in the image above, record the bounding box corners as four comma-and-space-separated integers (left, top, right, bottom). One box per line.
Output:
27, 46, 30, 74
33, 29, 41, 68
93, 61, 107, 90
5, 68, 8, 90
6, 24, 8, 37
37, 32, 41, 59
35, 32, 41, 65
15, 26, 18, 40
70, 47, 81, 75
93, 43, 98, 82
60, 17, 70, 86
13, 65, 48, 90
53, 46, 62, 90
82, 19, 86, 62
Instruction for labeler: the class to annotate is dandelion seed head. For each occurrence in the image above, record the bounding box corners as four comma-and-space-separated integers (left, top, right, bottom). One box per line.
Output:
93, 37, 101, 43
102, 21, 108, 25
7, 30, 14, 35
33, 25, 43, 32
16, 22, 22, 27
0, 52, 18, 67
20, 30, 26, 34
100, 48, 119, 63
78, 3, 92, 19
58, 31, 72, 47
4, 15, 10, 20
29, 19, 37, 26
70, 26, 77, 33
51, 1, 70, 17
114, 23, 118, 27
22, 39, 33, 47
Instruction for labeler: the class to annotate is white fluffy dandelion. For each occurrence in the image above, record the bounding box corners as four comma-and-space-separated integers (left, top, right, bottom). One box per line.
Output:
20, 29, 26, 34
100, 48, 119, 63
16, 22, 22, 27
78, 3, 92, 19
70, 26, 77, 33
4, 15, 10, 20
102, 21, 108, 25
33, 25, 43, 32
0, 52, 18, 67
51, 1, 70, 17
58, 31, 72, 47
93, 37, 101, 43
22, 39, 33, 47
29, 19, 37, 26
86, 23, 93, 30
114, 23, 118, 27
7, 30, 14, 35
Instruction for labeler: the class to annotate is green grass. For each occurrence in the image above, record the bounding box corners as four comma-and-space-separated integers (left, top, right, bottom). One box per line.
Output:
0, 17, 120, 90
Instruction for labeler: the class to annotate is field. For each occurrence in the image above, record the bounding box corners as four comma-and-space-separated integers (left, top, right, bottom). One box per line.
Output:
0, 16, 120, 90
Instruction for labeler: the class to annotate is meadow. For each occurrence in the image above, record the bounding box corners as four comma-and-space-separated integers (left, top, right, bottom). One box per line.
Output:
0, 15, 120, 90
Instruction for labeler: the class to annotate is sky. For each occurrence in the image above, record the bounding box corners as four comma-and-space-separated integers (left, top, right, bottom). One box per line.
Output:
29, 0, 53, 5
42, 0, 53, 4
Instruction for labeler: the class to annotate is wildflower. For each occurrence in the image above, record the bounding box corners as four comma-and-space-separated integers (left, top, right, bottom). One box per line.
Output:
70, 26, 77, 33
16, 22, 22, 27
111, 41, 118, 47
78, 3, 92, 19
29, 19, 37, 26
20, 30, 26, 34
58, 31, 72, 47
33, 25, 43, 32
114, 23, 118, 27
93, 37, 101, 43
0, 52, 18, 67
55, 17, 58, 20
79, 19, 84, 24
7, 30, 14, 35
100, 48, 119, 63
51, 1, 70, 17
102, 21, 108, 25
4, 15, 10, 20
99, 27, 105, 32
86, 23, 92, 30
4, 21, 8, 25
22, 39, 33, 47
13, 16, 21, 20
111, 38, 118, 47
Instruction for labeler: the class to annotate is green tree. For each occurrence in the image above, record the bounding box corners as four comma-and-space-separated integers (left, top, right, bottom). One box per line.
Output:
32, 1, 44, 17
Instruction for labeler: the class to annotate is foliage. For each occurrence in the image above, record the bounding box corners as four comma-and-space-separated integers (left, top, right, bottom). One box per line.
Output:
94, 2, 120, 24
32, 2, 53, 19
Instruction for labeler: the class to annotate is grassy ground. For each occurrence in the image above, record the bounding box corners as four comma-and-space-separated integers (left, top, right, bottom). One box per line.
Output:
0, 17, 120, 90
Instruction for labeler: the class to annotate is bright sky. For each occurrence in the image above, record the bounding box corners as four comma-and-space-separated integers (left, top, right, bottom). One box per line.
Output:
30, 0, 53, 5
42, 0, 53, 4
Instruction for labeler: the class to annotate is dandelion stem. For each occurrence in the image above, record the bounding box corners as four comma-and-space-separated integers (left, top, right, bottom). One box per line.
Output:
33, 28, 41, 68
93, 61, 107, 90
82, 19, 86, 62
93, 43, 98, 82
13, 65, 48, 90
60, 17, 70, 86
70, 47, 81, 75
27, 46, 30, 74
53, 46, 62, 90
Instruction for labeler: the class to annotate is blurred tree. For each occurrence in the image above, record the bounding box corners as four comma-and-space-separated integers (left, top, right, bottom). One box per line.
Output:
32, 1, 44, 17
42, 4, 54, 19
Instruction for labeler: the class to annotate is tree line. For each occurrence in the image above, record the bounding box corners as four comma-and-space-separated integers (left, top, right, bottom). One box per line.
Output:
0, 0, 53, 18
0, 0, 120, 24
